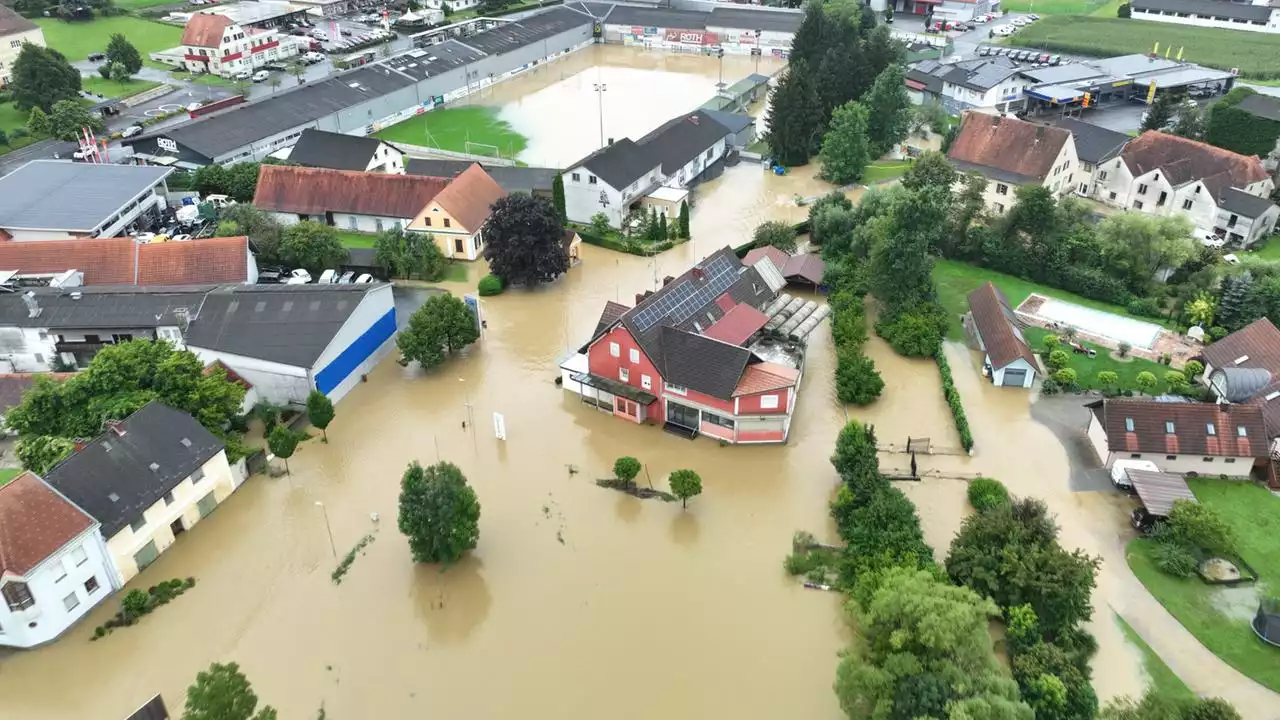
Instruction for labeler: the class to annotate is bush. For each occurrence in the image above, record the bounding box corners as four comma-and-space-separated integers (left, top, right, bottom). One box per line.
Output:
936, 349, 974, 452
1126, 297, 1161, 317
967, 477, 1010, 512
835, 349, 884, 405
1117, 1, 1131, 17
876, 311, 943, 358
1046, 349, 1070, 370
613, 456, 641, 485
1166, 500, 1237, 556
477, 274, 504, 296
1117, 341, 1132, 358
1054, 368, 1078, 385
1164, 370, 1188, 392
121, 589, 149, 619
1208, 326, 1229, 341
1184, 360, 1204, 378
1096, 370, 1119, 390
1040, 377, 1061, 395
1042, 334, 1060, 353
1150, 539, 1198, 577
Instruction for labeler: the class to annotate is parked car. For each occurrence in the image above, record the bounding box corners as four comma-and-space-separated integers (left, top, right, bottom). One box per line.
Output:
285, 268, 313, 284
303, 51, 325, 64
1011, 16, 1029, 26
978, 46, 991, 56
233, 69, 252, 80
1038, 53, 1050, 63
992, 25, 1015, 36
317, 269, 338, 284
170, 233, 193, 242
204, 194, 236, 209
1027, 13, 1040, 20
973, 14, 989, 23
87, 52, 106, 62
338, 270, 355, 284
251, 70, 270, 82
355, 273, 373, 284
1049, 55, 1062, 65
121, 124, 144, 138
1201, 232, 1227, 248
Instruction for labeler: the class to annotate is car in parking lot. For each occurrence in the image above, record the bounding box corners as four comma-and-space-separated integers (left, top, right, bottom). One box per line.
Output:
251, 70, 270, 82
1027, 13, 1040, 20
121, 124, 144, 138
979, 45, 991, 56
1038, 53, 1050, 63
302, 51, 325, 64
233, 69, 252, 80
87, 51, 106, 62
1011, 16, 1029, 26
992, 24, 1015, 36
1049, 54, 1061, 65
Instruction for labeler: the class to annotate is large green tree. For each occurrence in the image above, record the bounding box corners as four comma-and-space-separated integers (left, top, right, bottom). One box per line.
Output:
396, 293, 480, 370
1095, 212, 1196, 294
182, 662, 277, 720
1140, 92, 1178, 133
9, 43, 81, 112
306, 389, 335, 442
819, 101, 872, 185
105, 33, 142, 77
279, 221, 348, 273
551, 174, 566, 222
765, 62, 822, 166
900, 150, 957, 192
397, 461, 481, 564
46, 99, 105, 142
863, 64, 912, 157
481, 193, 568, 286
808, 191, 855, 248
374, 227, 447, 280
1101, 690, 1241, 720
217, 205, 284, 263
830, 420, 882, 501
867, 186, 948, 315
752, 220, 798, 253
15, 435, 75, 475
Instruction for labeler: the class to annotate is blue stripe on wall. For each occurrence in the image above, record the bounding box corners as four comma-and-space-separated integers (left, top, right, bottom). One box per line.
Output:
315, 307, 397, 396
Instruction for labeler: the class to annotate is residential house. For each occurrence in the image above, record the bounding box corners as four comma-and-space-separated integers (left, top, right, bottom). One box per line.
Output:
45, 402, 239, 586
0, 162, 173, 241
158, 12, 301, 78
1094, 131, 1278, 246
906, 57, 1032, 115
700, 109, 756, 150
560, 247, 806, 444
252, 164, 450, 233
1200, 318, 1280, 450
1084, 397, 1269, 476
405, 160, 559, 199
1131, 0, 1280, 35
891, 0, 1001, 22
966, 281, 1039, 389
946, 113, 1078, 214
0, 4, 44, 89
0, 236, 256, 287
407, 163, 506, 261
286, 129, 406, 174
1055, 118, 1130, 199
741, 245, 826, 289
561, 110, 733, 228
0, 472, 117, 648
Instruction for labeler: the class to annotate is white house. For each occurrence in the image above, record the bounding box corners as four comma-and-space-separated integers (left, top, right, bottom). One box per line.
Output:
562, 110, 732, 228
154, 12, 301, 78
285, 129, 406, 174
1131, 0, 1280, 35
946, 113, 1079, 214
0, 472, 117, 648
906, 57, 1032, 115
407, 163, 506, 261
966, 281, 1039, 389
1094, 131, 1278, 246
253, 164, 450, 234
1084, 397, 1269, 476
0, 4, 45, 89
0, 162, 173, 242
1055, 118, 1131, 199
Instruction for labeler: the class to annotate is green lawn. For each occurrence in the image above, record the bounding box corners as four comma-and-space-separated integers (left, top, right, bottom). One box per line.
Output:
80, 76, 161, 100
1127, 478, 1280, 693
0, 102, 48, 154
171, 71, 237, 88
375, 106, 528, 159
1023, 325, 1173, 393
1250, 235, 1280, 262
863, 160, 911, 184
996, 0, 1113, 15
36, 17, 182, 67
116, 0, 185, 8
1004, 16, 1280, 79
0, 468, 22, 487
336, 230, 377, 249
1115, 614, 1194, 700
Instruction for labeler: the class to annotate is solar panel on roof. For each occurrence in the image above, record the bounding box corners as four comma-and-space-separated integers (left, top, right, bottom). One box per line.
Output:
632, 254, 739, 332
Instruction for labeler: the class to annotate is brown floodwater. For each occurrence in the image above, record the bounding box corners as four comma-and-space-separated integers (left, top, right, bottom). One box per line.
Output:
3, 46, 1275, 720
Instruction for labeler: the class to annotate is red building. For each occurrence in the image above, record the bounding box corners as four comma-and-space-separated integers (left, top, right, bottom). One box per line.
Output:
560, 247, 802, 444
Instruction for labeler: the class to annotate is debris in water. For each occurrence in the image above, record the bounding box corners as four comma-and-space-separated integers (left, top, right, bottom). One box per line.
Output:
803, 582, 834, 592
556, 529, 565, 545
541, 504, 551, 518
566, 464, 579, 476
595, 477, 676, 502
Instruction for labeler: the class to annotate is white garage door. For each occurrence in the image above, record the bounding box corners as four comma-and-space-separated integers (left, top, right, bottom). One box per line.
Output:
1001, 369, 1028, 387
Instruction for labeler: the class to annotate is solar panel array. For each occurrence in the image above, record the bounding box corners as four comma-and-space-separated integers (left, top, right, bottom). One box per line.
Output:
632, 254, 739, 332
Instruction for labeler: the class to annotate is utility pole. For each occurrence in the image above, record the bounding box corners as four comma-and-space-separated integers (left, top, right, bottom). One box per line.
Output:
314, 501, 337, 559
593, 81, 607, 149
459, 377, 477, 455
716, 47, 725, 91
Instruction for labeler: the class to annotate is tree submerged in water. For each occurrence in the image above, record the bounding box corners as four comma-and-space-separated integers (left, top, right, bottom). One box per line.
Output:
182, 661, 277, 720
397, 460, 481, 564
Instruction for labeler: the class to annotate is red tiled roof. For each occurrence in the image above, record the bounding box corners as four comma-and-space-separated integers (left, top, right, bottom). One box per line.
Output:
0, 472, 94, 578
1202, 318, 1280, 378
205, 360, 253, 390
782, 253, 825, 285
967, 281, 1038, 370
253, 165, 450, 218
1089, 398, 1268, 458
742, 245, 789, 270
703, 303, 769, 346
0, 236, 250, 286
1121, 131, 1268, 196
182, 13, 233, 48
430, 163, 506, 232
947, 113, 1070, 182
593, 300, 629, 337
0, 373, 74, 414
733, 362, 799, 396
0, 237, 134, 284
138, 236, 248, 285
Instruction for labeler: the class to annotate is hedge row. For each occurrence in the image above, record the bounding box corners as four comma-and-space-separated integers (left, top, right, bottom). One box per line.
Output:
574, 225, 676, 256
935, 348, 974, 452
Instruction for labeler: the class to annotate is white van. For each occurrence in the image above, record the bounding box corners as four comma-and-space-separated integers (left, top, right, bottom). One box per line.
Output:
317, 269, 338, 284
252, 70, 270, 83
1110, 459, 1160, 490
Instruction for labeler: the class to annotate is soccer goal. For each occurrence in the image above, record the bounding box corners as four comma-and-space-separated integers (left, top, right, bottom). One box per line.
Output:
464, 141, 502, 160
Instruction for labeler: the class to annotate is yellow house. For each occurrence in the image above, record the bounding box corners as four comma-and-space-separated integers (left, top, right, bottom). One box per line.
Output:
45, 402, 243, 586
408, 163, 506, 261
0, 6, 45, 89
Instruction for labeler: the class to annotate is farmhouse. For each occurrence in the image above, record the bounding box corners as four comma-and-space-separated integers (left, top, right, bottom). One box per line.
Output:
253, 164, 450, 232
966, 281, 1039, 389
946, 113, 1078, 213
1055, 118, 1130, 199
407, 163, 506, 261
285, 129, 406, 174
1084, 397, 1269, 476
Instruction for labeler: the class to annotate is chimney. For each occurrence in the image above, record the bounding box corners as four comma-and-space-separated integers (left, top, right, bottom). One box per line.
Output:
663, 275, 675, 286
691, 267, 706, 281
690, 115, 698, 125
105, 419, 126, 437
73, 438, 89, 452
635, 292, 647, 305
21, 291, 40, 319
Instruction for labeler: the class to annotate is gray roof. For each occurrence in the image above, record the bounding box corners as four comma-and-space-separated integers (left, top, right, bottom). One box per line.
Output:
950, 158, 1038, 187
912, 56, 1021, 93
287, 128, 388, 171
576, 138, 659, 190
659, 325, 751, 399
0, 3, 38, 36
1219, 187, 1276, 218
45, 402, 225, 537
575, 110, 731, 189
1236, 93, 1280, 123
564, 2, 616, 19
404, 159, 557, 194
1056, 118, 1130, 164
701, 109, 753, 135
906, 65, 944, 95
1132, 0, 1274, 21
456, 7, 594, 55
367, 40, 486, 82
182, 284, 381, 367
604, 5, 708, 29
0, 285, 212, 329
707, 6, 802, 33
0, 162, 172, 233
1209, 366, 1273, 402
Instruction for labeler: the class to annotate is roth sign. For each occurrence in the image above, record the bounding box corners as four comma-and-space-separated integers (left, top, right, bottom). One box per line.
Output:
664, 28, 719, 45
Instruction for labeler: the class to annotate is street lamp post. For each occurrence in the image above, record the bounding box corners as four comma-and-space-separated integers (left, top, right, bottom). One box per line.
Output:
459, 377, 477, 454
716, 47, 725, 91
315, 501, 337, 559
593, 82, 607, 149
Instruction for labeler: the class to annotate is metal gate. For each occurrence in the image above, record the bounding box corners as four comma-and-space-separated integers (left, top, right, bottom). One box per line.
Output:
133, 540, 159, 572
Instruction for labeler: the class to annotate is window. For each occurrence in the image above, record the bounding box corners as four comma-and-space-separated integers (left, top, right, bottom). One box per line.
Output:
424, 217, 432, 226
63, 591, 81, 612
1133, 200, 1144, 210
1194, 185, 1201, 194
163, 490, 175, 506
609, 342, 620, 357
1206, 423, 1216, 435
34, 354, 43, 364
996, 183, 1009, 195
1165, 421, 1175, 434
1125, 417, 1134, 431
619, 367, 629, 382
641, 374, 652, 390
1099, 171, 1108, 180
1130, 453, 1142, 459
1109, 192, 1117, 201
629, 348, 639, 364
191, 467, 205, 483
375, 218, 384, 232
1225, 458, 1237, 464
1157, 191, 1167, 206
70, 546, 87, 566
760, 394, 780, 409
2, 582, 34, 611
84, 576, 99, 594
588, 175, 598, 185
9, 40, 19, 49
1237, 425, 1248, 437
130, 516, 146, 534
1227, 214, 1238, 227
1153, 173, 1160, 182
1182, 199, 1193, 210
703, 412, 734, 430
1203, 457, 1214, 463
665, 382, 687, 395
1166, 455, 1177, 460
1138, 183, 1148, 194
54, 565, 67, 583
444, 218, 451, 228
993, 202, 1005, 213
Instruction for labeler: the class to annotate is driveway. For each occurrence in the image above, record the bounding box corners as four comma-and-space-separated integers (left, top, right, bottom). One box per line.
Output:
1029, 395, 1114, 492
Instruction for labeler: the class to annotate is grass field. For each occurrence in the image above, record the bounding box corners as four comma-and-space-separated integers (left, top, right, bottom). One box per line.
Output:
1023, 325, 1173, 392
0, 468, 22, 487
1251, 235, 1280, 262
1115, 614, 1194, 700
1005, 16, 1280, 78
0, 102, 47, 155
375, 106, 528, 159
336, 230, 378, 249
171, 71, 237, 88
997, 0, 1113, 15
36, 17, 182, 68
116, 0, 185, 8
81, 76, 161, 100
1127, 478, 1280, 693
863, 160, 911, 184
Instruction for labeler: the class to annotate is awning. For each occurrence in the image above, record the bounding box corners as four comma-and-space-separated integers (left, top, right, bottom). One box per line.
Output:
1026, 84, 1084, 104
1127, 469, 1196, 517
571, 372, 658, 405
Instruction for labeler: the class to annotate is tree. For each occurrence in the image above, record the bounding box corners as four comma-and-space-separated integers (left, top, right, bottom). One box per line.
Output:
481, 193, 568, 286
374, 227, 446, 280
267, 425, 301, 474
668, 469, 702, 508
279, 221, 347, 273
1096, 370, 1119, 391
15, 435, 75, 475
677, 200, 690, 239
657, 212, 668, 243
808, 191, 854, 248
835, 349, 884, 405
868, 187, 947, 314
901, 150, 957, 191
1141, 92, 1177, 133
752, 220, 798, 253
26, 106, 49, 137
9, 43, 81, 112
1166, 500, 1237, 556
218, 205, 284, 263
1185, 290, 1216, 327
819, 100, 871, 184
613, 456, 641, 486
182, 661, 277, 720
1171, 105, 1205, 141
1135, 371, 1157, 395
306, 390, 334, 442
765, 61, 822, 166
396, 293, 480, 369
5, 341, 245, 444
836, 486, 933, 585
105, 33, 142, 77
1101, 691, 1242, 720
1096, 213, 1196, 293
397, 461, 480, 564
863, 64, 912, 156
0, 129, 7, 147
551, 174, 566, 222
45, 99, 104, 141
269, 76, 283, 94
1047, 350, 1070, 370
830, 420, 883, 501
287, 61, 306, 84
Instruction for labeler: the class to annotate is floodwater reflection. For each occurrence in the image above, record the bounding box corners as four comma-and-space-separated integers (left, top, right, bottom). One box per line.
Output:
412, 558, 493, 646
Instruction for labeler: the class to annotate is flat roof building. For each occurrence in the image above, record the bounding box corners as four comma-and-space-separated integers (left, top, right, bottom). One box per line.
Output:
0, 162, 173, 241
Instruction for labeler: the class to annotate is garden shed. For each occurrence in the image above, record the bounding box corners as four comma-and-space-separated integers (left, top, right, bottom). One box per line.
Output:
966, 281, 1038, 389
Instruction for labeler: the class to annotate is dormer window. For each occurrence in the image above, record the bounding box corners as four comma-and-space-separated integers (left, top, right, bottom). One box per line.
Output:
1165, 421, 1176, 434
1125, 417, 1135, 431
